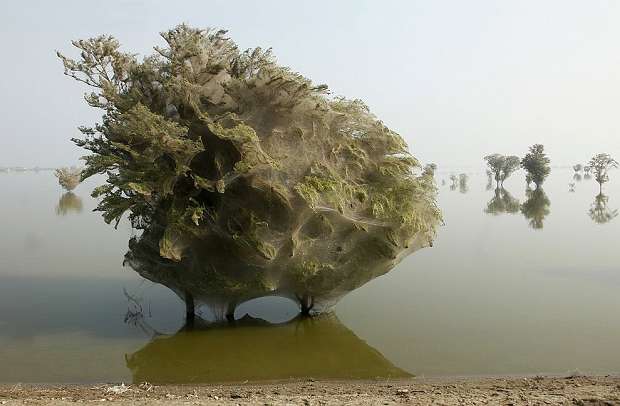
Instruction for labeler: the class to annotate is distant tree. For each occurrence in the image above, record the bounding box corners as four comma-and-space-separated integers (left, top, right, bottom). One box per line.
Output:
520, 144, 551, 188
589, 153, 618, 193
484, 154, 520, 187
589, 193, 618, 224
423, 163, 437, 177
54, 167, 81, 191
568, 182, 576, 192
573, 164, 583, 173
458, 173, 468, 194
485, 170, 494, 191
583, 166, 592, 180
449, 174, 458, 191
520, 187, 550, 229
573, 173, 582, 182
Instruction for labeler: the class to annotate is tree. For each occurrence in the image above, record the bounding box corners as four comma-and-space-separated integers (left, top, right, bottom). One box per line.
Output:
423, 163, 437, 177
449, 174, 458, 191
485, 170, 494, 191
458, 173, 468, 194
484, 154, 520, 187
59, 25, 442, 319
54, 167, 81, 191
589, 153, 618, 193
520, 144, 550, 188
573, 164, 583, 173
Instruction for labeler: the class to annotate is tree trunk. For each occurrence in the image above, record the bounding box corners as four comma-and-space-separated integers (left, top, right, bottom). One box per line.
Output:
225, 302, 236, 323
185, 291, 195, 328
299, 294, 314, 317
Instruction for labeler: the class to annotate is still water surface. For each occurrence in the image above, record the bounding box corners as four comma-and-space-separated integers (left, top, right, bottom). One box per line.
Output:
0, 169, 619, 382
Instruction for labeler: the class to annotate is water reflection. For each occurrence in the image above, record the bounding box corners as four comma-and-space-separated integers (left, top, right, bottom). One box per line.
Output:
520, 188, 551, 229
485, 187, 520, 215
55, 192, 83, 215
125, 314, 410, 383
573, 173, 582, 182
589, 193, 618, 224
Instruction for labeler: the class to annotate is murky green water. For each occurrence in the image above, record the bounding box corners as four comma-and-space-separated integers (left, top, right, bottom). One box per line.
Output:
1, 169, 619, 383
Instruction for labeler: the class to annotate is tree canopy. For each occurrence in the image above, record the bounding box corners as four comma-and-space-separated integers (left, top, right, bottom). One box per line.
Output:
59, 25, 441, 315
54, 167, 81, 191
484, 154, 520, 186
520, 144, 551, 188
589, 153, 618, 192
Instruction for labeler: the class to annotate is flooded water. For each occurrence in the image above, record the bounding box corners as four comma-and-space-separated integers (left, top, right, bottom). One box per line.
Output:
1, 168, 619, 383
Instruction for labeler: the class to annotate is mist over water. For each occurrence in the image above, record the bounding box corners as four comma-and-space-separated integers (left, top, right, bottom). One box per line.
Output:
1, 168, 619, 382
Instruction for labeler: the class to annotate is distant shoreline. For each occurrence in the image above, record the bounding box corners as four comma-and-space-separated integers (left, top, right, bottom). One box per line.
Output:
0, 167, 55, 172
1, 375, 618, 405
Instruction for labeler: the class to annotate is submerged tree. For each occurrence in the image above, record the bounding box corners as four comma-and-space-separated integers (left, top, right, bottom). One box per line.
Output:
520, 187, 550, 229
520, 144, 550, 188
589, 193, 618, 224
485, 187, 520, 215
59, 25, 441, 319
449, 174, 458, 191
423, 163, 437, 177
458, 173, 468, 194
485, 170, 494, 191
484, 154, 520, 187
54, 167, 81, 191
589, 153, 618, 193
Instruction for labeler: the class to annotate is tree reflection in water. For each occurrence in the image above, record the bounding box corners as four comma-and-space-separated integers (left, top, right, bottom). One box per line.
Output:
520, 187, 551, 229
589, 193, 618, 224
124, 313, 410, 383
484, 187, 520, 215
55, 192, 83, 216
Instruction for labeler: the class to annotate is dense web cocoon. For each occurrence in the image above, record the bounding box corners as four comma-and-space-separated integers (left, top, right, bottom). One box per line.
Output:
59, 25, 441, 314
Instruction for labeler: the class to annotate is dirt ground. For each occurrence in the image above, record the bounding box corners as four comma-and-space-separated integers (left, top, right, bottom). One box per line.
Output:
1, 376, 619, 405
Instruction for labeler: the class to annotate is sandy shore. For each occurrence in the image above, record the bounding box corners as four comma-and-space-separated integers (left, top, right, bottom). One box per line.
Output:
1, 376, 619, 405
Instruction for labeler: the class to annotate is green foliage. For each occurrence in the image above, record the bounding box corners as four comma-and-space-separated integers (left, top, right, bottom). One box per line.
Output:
520, 144, 551, 187
60, 25, 441, 309
484, 154, 520, 186
589, 153, 618, 191
54, 167, 82, 191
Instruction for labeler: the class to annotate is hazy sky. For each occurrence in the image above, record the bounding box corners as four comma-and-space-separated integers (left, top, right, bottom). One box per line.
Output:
1, 0, 619, 168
